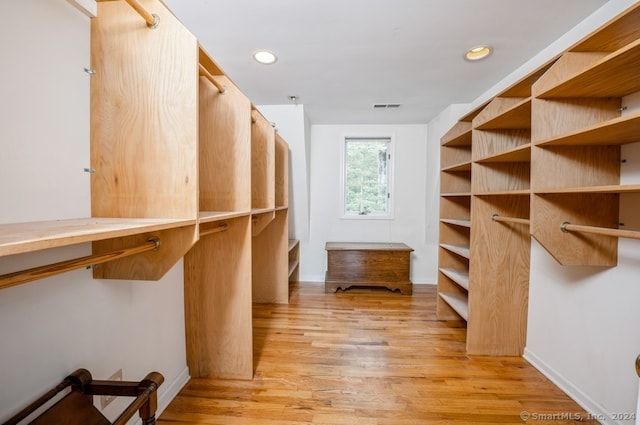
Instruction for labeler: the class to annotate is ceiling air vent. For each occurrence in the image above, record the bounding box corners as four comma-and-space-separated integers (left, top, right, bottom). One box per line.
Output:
373, 103, 401, 109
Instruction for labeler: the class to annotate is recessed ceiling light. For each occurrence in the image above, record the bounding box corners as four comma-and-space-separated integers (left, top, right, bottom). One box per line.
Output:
465, 45, 492, 61
253, 50, 278, 65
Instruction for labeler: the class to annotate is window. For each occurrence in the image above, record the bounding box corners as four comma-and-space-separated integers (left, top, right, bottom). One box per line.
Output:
341, 136, 393, 218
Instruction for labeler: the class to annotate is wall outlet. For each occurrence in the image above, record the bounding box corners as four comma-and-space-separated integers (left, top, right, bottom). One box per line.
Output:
100, 368, 123, 410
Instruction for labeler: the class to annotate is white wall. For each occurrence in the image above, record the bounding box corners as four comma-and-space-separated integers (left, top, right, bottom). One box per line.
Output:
425, 1, 640, 423
0, 1, 188, 421
305, 124, 430, 283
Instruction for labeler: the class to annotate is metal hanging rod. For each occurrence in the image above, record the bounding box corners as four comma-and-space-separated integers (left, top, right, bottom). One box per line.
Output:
198, 64, 227, 94
123, 0, 159, 28
491, 214, 530, 225
0, 237, 160, 290
560, 222, 640, 240
199, 224, 228, 238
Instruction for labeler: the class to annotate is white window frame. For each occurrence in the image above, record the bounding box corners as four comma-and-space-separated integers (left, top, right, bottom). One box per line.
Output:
339, 135, 395, 220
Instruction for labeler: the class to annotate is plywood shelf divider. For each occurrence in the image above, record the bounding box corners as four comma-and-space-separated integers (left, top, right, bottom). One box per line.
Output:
439, 268, 469, 291
0, 237, 160, 290
560, 222, 640, 240
438, 292, 469, 321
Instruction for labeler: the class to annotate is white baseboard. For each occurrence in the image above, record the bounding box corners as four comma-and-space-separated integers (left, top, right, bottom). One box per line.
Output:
299, 274, 325, 282
524, 348, 621, 425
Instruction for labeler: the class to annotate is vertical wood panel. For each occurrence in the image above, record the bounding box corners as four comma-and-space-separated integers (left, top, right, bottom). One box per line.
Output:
199, 76, 251, 212
91, 0, 198, 219
184, 216, 253, 379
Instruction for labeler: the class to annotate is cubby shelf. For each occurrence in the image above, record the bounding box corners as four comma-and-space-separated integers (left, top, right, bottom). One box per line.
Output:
439, 267, 470, 291
199, 211, 251, 223
439, 243, 471, 259
438, 292, 469, 321
442, 162, 472, 172
475, 145, 531, 163
440, 219, 471, 228
474, 98, 532, 130
474, 190, 532, 196
536, 39, 640, 98
535, 112, 640, 147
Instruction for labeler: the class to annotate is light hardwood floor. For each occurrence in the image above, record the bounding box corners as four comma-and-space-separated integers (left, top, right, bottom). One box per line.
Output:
159, 282, 597, 424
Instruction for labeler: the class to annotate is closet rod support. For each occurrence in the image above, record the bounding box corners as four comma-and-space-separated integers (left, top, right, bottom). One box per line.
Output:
123, 0, 159, 28
560, 222, 640, 240
491, 214, 530, 225
198, 64, 227, 94
0, 237, 161, 290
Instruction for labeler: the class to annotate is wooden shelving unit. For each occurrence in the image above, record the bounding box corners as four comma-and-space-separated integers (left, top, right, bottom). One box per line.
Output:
288, 239, 300, 283
436, 2, 640, 356
530, 3, 640, 267
437, 116, 475, 322
0, 0, 294, 380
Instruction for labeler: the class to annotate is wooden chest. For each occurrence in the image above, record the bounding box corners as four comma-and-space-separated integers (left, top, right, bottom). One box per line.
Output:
324, 242, 413, 295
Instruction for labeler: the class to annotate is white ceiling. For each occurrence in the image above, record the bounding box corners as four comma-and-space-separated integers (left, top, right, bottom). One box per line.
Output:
163, 0, 608, 125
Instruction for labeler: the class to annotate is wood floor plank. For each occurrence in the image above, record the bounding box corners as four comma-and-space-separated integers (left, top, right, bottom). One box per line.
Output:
159, 283, 597, 424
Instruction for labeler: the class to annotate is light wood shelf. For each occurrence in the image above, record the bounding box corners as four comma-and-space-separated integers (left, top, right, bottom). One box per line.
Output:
475, 145, 531, 163
535, 112, 640, 147
534, 184, 640, 194
442, 162, 472, 172
199, 211, 251, 223
439, 268, 469, 291
0, 218, 196, 257
440, 219, 471, 228
441, 192, 472, 197
441, 121, 472, 146
439, 243, 470, 259
438, 292, 469, 321
474, 98, 532, 130
474, 190, 532, 196
536, 39, 640, 98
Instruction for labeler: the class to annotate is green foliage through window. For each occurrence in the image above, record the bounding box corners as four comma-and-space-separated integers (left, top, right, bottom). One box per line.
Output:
344, 137, 391, 216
